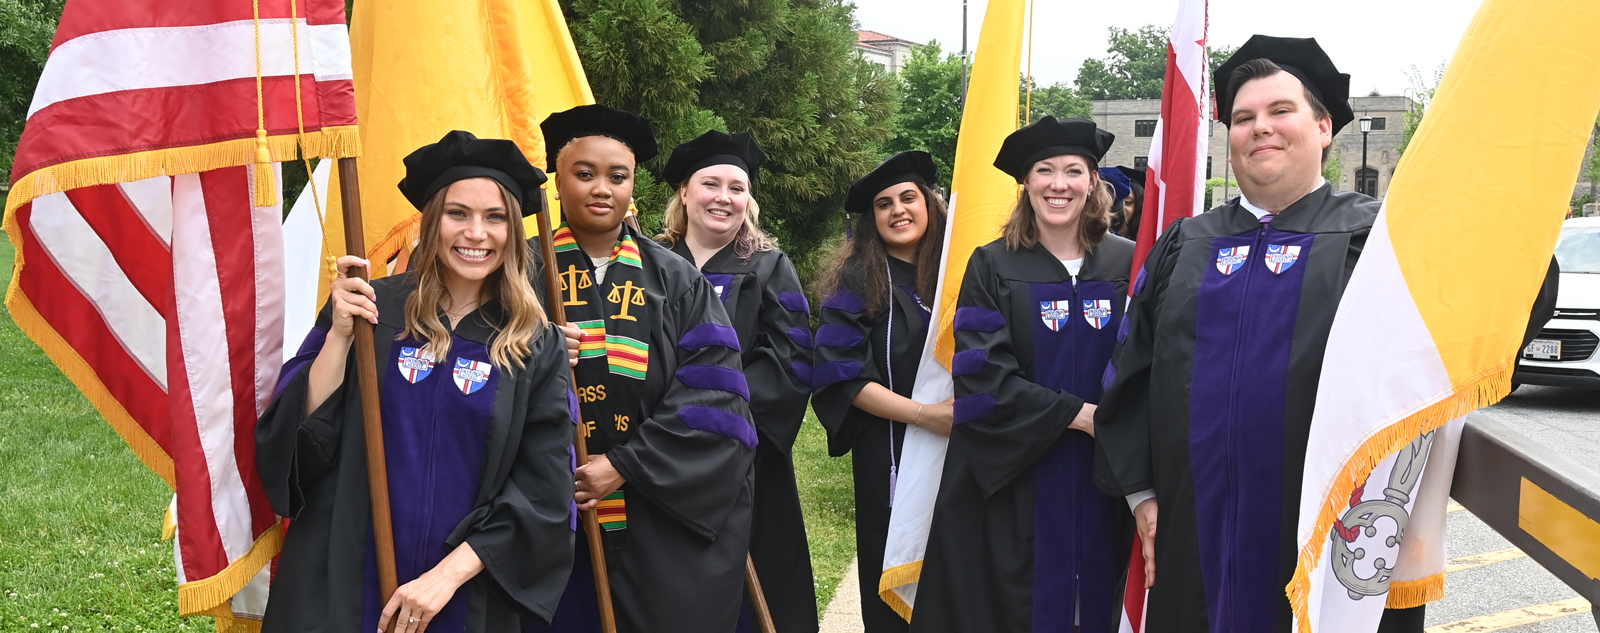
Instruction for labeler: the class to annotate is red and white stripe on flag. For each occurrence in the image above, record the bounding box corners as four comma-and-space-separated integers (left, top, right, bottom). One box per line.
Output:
4, 0, 358, 629
1129, 0, 1211, 287
1122, 1, 1207, 630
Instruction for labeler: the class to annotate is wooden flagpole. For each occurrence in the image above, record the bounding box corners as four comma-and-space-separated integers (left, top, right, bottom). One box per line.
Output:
335, 157, 401, 627
533, 186, 620, 633
746, 556, 777, 633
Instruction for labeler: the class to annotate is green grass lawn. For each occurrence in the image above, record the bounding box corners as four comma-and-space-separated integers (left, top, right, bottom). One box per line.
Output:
0, 233, 858, 627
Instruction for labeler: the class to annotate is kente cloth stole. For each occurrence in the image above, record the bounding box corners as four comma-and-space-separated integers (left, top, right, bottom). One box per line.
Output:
553, 223, 652, 465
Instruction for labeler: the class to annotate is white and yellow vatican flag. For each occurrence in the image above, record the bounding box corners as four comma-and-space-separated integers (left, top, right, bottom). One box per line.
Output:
1289, 1, 1600, 631
876, 0, 1025, 620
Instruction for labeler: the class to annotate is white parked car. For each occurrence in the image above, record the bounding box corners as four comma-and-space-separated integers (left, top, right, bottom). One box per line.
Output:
1515, 216, 1600, 389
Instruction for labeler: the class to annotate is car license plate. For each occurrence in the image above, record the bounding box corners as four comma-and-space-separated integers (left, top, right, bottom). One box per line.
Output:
1524, 339, 1561, 360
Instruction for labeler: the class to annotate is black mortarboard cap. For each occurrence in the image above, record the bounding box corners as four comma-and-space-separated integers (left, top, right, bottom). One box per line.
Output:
661, 130, 766, 184
1115, 165, 1146, 188
1215, 35, 1354, 134
539, 104, 659, 171
397, 130, 547, 215
845, 151, 939, 215
993, 116, 1114, 183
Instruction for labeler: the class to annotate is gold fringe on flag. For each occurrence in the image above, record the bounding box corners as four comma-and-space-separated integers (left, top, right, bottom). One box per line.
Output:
178, 521, 284, 616
1386, 573, 1446, 609
1286, 361, 1512, 633
3, 126, 362, 216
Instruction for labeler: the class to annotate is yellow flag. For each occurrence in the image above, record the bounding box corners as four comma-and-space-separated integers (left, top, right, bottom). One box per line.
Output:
319, 0, 594, 293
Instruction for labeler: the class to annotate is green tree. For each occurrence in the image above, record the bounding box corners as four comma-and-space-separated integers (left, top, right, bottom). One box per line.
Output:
1399, 62, 1446, 157
1321, 151, 1343, 188
1074, 25, 1169, 101
1204, 177, 1238, 209
1583, 120, 1600, 203
885, 41, 962, 189
1023, 80, 1092, 124
0, 0, 65, 184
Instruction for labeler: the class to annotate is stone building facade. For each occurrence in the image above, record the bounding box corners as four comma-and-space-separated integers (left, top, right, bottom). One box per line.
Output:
856, 31, 919, 74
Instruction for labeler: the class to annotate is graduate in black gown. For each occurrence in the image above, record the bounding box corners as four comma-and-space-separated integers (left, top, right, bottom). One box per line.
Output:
1093, 37, 1422, 633
1100, 166, 1133, 237
257, 131, 576, 632
656, 130, 819, 633
1116, 167, 1146, 240
912, 117, 1133, 633
811, 151, 952, 633
528, 105, 758, 633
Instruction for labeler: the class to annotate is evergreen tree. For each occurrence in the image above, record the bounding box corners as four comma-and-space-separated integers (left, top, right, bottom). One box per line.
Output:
0, 0, 64, 184
885, 41, 962, 190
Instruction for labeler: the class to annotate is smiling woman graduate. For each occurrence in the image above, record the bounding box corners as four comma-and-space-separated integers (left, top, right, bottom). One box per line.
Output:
911, 117, 1134, 633
811, 151, 952, 633
256, 131, 577, 632
656, 130, 819, 633
526, 105, 757, 633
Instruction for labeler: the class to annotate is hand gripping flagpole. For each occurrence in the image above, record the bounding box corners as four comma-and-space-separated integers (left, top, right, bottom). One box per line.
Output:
335, 157, 402, 629
534, 186, 620, 633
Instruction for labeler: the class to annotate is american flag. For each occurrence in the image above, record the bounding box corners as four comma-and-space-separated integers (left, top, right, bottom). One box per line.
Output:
3, 0, 358, 627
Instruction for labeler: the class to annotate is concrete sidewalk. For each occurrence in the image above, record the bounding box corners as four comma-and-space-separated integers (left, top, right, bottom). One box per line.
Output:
818, 558, 865, 633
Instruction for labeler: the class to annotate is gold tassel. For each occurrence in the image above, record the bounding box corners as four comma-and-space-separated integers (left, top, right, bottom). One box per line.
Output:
252, 129, 277, 207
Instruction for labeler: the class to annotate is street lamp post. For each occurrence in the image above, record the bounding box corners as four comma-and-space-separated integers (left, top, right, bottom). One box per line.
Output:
1359, 113, 1373, 197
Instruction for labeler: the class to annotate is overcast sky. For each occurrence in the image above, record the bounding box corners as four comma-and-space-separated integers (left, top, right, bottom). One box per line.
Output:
853, 0, 1482, 96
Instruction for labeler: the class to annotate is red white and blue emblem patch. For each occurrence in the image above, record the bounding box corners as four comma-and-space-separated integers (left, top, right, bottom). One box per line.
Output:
1216, 246, 1251, 276
1264, 244, 1302, 274
1040, 300, 1072, 332
453, 358, 492, 395
397, 347, 434, 383
1082, 300, 1112, 330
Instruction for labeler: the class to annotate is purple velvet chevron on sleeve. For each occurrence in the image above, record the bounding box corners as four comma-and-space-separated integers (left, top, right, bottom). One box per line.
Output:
791, 362, 813, 386
779, 292, 810, 314
1101, 359, 1118, 392
566, 389, 580, 530
275, 326, 329, 397
954, 306, 1005, 333
810, 360, 863, 391
1133, 267, 1148, 297
675, 364, 751, 401
821, 290, 865, 314
680, 322, 742, 352
954, 393, 997, 424
951, 349, 988, 377
679, 405, 758, 450
815, 324, 866, 348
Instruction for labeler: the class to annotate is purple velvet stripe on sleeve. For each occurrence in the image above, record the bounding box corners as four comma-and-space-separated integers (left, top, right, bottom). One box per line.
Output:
815, 324, 866, 348
680, 322, 742, 352
954, 306, 1005, 333
779, 292, 811, 314
1101, 359, 1117, 392
274, 327, 329, 397
788, 327, 814, 349
1117, 311, 1133, 344
951, 349, 988, 377
680, 405, 758, 449
1133, 267, 1149, 297
810, 360, 863, 391
791, 362, 813, 386
953, 393, 997, 424
675, 364, 751, 401
566, 389, 580, 531
822, 290, 865, 314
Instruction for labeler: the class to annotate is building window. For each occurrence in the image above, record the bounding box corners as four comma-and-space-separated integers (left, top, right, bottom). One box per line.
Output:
1134, 120, 1157, 137
1369, 117, 1387, 131
1357, 167, 1379, 198
1207, 156, 1213, 179
1134, 156, 1149, 171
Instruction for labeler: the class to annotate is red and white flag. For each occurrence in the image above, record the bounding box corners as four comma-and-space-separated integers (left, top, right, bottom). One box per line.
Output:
1130, 0, 1211, 287
4, 0, 358, 628
1122, 2, 1207, 631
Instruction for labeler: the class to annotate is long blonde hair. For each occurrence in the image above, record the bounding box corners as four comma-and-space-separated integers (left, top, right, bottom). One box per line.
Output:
656, 183, 777, 261
400, 181, 547, 371
1002, 165, 1113, 252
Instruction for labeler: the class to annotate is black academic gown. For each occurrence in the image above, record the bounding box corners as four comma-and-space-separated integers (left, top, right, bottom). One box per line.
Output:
257, 274, 576, 632
1095, 185, 1396, 633
666, 241, 820, 633
812, 257, 929, 633
528, 223, 758, 633
913, 236, 1135, 633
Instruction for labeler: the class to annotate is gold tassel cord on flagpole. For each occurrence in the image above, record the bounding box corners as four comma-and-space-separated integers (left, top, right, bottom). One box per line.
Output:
251, 0, 277, 207
286, 0, 334, 276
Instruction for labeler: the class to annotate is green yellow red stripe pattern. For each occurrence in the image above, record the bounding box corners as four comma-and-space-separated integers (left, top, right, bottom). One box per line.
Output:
551, 222, 642, 269
574, 319, 606, 360
605, 335, 649, 380
552, 224, 581, 253
597, 491, 627, 530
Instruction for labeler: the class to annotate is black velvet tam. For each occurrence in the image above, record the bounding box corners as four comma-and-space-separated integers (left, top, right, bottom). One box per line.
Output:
993, 116, 1114, 183
397, 130, 547, 215
1216, 35, 1353, 134
844, 150, 939, 215
539, 104, 659, 172
662, 130, 766, 185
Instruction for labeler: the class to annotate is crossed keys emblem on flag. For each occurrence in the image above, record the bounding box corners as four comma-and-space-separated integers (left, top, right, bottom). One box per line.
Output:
608, 281, 648, 321
1329, 432, 1436, 600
